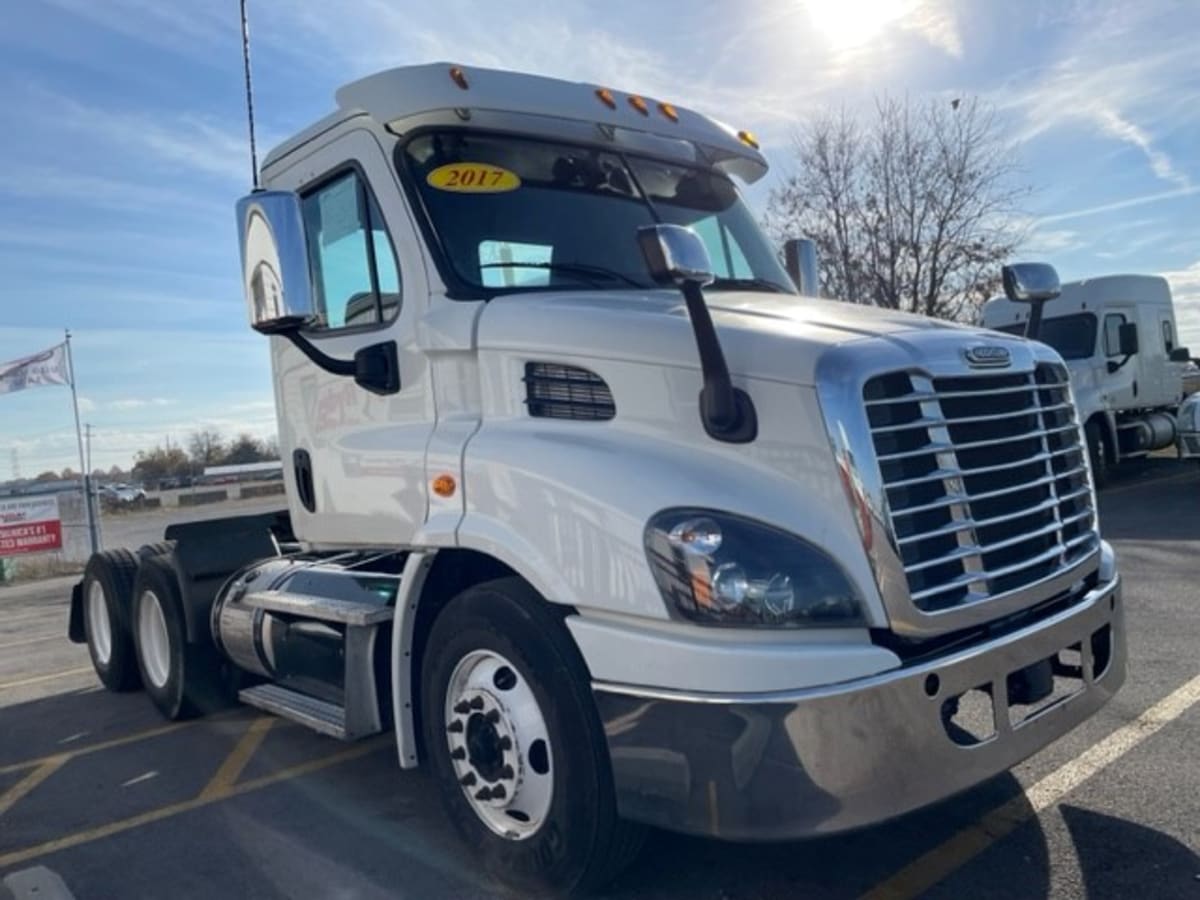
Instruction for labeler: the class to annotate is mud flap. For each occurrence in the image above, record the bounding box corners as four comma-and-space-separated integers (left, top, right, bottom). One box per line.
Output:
67, 581, 85, 644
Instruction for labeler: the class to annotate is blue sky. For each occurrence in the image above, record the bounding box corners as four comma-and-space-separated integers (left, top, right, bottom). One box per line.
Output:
1, 0, 1197, 474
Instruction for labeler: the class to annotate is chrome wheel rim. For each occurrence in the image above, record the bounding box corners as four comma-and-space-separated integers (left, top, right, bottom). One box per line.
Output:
444, 649, 553, 841
137, 590, 171, 689
86, 580, 112, 665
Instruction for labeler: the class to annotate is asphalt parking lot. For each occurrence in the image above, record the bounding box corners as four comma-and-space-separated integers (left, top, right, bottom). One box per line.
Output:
1, 462, 1197, 899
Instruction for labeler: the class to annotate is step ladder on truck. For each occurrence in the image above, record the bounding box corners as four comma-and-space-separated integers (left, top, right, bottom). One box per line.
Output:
68, 64, 1126, 895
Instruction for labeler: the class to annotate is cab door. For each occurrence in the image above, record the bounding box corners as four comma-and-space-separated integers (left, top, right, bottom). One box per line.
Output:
267, 126, 435, 547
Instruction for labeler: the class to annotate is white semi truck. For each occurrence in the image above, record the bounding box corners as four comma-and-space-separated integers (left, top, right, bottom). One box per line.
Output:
982, 275, 1190, 486
69, 64, 1125, 894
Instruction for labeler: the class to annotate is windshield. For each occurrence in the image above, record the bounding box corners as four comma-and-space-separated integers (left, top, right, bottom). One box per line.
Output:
402, 130, 794, 295
994, 313, 1098, 360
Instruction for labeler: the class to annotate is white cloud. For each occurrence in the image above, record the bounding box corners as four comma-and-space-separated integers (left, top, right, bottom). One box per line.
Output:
108, 398, 173, 410
1036, 185, 1199, 226
77, 396, 95, 413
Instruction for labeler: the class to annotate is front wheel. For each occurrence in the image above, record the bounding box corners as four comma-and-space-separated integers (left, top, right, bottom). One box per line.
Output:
1085, 420, 1110, 490
420, 578, 644, 895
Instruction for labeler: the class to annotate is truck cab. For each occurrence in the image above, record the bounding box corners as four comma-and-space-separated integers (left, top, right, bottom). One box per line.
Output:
71, 63, 1125, 895
982, 275, 1189, 484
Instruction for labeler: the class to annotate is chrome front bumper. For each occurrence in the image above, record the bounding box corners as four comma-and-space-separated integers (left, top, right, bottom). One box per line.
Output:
595, 574, 1124, 840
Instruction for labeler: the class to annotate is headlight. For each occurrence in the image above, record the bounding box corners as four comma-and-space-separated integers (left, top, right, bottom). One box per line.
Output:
644, 509, 864, 627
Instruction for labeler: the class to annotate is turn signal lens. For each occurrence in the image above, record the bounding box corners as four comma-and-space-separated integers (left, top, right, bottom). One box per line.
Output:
658, 101, 679, 122
628, 95, 650, 116
737, 129, 760, 149
449, 66, 469, 90
595, 88, 617, 109
432, 474, 457, 497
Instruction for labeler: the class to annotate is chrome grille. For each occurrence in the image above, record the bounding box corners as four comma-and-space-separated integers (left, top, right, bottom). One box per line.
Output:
864, 363, 1098, 613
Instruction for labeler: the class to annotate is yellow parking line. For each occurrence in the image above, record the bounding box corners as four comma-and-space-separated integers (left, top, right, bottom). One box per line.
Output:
197, 717, 274, 800
0, 712, 247, 776
0, 737, 389, 869
0, 634, 62, 651
0, 755, 68, 817
0, 668, 93, 692
859, 672, 1200, 900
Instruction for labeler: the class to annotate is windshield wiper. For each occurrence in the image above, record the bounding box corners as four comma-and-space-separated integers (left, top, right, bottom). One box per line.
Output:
478, 261, 648, 289
708, 277, 793, 294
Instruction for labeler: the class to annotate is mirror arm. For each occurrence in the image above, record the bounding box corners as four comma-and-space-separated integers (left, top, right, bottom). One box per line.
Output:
278, 327, 400, 395
1023, 298, 1047, 341
680, 281, 757, 443
1106, 354, 1133, 375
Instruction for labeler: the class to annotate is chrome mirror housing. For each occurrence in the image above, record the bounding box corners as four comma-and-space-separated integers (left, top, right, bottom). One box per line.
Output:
236, 191, 317, 334
1001, 262, 1061, 304
637, 224, 715, 287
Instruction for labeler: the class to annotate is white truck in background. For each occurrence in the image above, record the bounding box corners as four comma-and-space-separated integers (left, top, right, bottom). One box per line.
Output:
982, 275, 1191, 486
68, 64, 1125, 895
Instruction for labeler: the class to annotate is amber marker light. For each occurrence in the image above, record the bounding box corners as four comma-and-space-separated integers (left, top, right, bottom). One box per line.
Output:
449, 66, 469, 90
595, 87, 617, 109
658, 101, 679, 122
432, 474, 457, 497
737, 129, 760, 149
628, 94, 650, 116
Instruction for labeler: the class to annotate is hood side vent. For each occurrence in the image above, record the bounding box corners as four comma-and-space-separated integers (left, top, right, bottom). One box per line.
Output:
524, 362, 615, 421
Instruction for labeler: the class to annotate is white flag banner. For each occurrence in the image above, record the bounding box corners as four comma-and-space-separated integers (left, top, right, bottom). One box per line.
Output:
0, 343, 70, 395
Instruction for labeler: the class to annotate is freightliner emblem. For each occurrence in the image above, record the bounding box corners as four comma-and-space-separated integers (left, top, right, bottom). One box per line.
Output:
963, 345, 1012, 368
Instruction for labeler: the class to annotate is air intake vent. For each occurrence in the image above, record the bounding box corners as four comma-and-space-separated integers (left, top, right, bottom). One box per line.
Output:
524, 362, 615, 421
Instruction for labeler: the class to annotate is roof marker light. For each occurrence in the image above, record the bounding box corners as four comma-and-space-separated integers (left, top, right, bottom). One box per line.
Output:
737, 129, 760, 149
658, 102, 679, 122
449, 66, 469, 90
628, 95, 650, 116
595, 88, 617, 110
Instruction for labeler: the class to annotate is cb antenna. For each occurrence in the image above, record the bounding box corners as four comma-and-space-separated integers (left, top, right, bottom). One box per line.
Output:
239, 0, 260, 189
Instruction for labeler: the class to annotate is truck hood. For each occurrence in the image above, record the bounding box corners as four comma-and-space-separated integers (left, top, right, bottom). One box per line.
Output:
477, 289, 999, 385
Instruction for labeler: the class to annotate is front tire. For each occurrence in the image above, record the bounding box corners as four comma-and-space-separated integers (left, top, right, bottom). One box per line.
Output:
420, 578, 644, 895
81, 550, 141, 692
131, 555, 230, 720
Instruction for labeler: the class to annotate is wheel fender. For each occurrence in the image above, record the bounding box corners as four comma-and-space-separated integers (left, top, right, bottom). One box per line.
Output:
391, 550, 436, 769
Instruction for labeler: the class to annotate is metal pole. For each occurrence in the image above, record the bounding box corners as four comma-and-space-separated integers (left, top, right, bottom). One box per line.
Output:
64, 330, 100, 556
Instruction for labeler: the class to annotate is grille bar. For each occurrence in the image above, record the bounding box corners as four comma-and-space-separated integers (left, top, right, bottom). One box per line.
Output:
864, 364, 1098, 613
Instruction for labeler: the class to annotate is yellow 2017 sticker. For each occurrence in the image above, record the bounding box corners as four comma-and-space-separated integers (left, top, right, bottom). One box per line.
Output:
426, 162, 521, 193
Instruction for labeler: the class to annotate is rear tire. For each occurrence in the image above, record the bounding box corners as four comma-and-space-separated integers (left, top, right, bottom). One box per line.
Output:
1086, 420, 1110, 490
131, 555, 230, 720
420, 578, 644, 895
81, 550, 141, 692
136, 541, 175, 560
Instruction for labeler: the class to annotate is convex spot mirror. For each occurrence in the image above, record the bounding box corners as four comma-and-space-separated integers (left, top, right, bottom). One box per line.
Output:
638, 224, 715, 287
1001, 262, 1061, 303
1169, 346, 1191, 363
236, 191, 318, 334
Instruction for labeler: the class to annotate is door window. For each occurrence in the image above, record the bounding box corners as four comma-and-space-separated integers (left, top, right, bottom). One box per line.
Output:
1103, 313, 1127, 357
301, 170, 401, 329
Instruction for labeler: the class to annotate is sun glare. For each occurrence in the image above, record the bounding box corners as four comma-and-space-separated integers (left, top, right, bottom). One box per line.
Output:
801, 0, 909, 51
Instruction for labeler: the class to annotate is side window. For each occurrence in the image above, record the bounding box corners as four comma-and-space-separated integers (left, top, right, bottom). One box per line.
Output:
690, 216, 753, 279
1163, 320, 1174, 353
300, 170, 401, 330
1103, 313, 1127, 357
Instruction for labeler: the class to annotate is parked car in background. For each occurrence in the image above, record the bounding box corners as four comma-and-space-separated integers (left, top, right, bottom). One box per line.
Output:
1178, 393, 1200, 462
99, 483, 147, 507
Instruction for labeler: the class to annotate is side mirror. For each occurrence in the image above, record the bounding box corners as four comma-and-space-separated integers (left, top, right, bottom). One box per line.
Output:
637, 224, 714, 287
236, 191, 318, 334
1001, 262, 1061, 304
1118, 322, 1139, 356
782, 238, 819, 297
1169, 346, 1191, 363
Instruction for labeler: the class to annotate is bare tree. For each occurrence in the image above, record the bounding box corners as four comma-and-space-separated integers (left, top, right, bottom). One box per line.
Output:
765, 96, 1028, 322
187, 429, 226, 467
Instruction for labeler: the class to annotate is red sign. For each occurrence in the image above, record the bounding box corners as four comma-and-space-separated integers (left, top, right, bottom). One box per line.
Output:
0, 496, 63, 556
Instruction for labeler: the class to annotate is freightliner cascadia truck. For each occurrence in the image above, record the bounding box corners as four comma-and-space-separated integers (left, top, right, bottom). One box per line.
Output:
68, 64, 1125, 894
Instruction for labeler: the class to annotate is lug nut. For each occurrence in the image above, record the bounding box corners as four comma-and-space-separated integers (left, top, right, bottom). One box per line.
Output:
450, 747, 466, 760
491, 784, 507, 799
500, 765, 514, 780
498, 736, 512, 751
485, 709, 500, 724
459, 773, 476, 787
474, 787, 492, 801
447, 719, 464, 733
468, 696, 484, 710
454, 701, 470, 715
